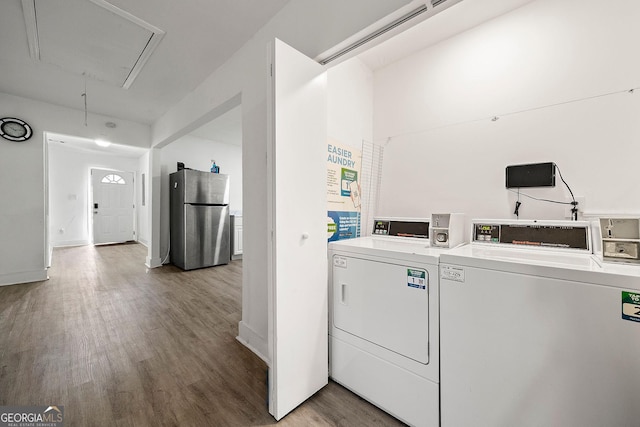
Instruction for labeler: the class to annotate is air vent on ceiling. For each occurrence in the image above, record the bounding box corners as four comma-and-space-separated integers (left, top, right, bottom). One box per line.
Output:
318, 0, 463, 66
319, 5, 429, 65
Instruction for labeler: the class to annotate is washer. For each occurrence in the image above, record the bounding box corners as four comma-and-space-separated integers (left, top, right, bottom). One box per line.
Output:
439, 219, 640, 427
328, 217, 463, 427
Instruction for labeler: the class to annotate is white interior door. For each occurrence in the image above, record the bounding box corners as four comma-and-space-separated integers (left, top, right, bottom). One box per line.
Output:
91, 169, 134, 244
267, 38, 328, 420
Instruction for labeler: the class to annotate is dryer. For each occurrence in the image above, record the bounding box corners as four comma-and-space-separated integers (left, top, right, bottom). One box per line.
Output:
439, 219, 640, 427
328, 216, 463, 427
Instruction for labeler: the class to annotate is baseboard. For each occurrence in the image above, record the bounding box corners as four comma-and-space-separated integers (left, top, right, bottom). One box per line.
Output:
137, 238, 149, 248
0, 269, 48, 287
237, 321, 270, 364
52, 239, 90, 248
145, 256, 163, 269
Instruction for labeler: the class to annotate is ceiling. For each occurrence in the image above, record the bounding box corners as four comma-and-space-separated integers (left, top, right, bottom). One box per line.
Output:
0, 0, 290, 125
1, 0, 535, 148
45, 104, 242, 157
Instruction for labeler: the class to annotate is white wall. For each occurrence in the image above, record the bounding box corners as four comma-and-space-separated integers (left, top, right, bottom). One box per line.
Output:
327, 57, 376, 235
328, 58, 374, 149
48, 143, 140, 247
374, 0, 640, 222
0, 118, 45, 286
148, 0, 415, 361
159, 135, 242, 260
0, 92, 150, 286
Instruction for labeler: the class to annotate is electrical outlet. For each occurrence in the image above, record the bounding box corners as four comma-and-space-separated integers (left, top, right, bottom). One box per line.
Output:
565, 196, 586, 219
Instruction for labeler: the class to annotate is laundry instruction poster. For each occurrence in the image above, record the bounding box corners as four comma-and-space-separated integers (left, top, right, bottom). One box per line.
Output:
327, 139, 362, 242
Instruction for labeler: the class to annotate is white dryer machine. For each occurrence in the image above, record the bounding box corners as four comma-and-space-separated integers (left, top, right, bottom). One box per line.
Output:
439, 219, 640, 427
329, 216, 464, 427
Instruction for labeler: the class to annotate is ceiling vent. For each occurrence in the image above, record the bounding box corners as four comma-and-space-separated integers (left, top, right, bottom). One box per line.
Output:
21, 0, 164, 89
319, 5, 429, 66
318, 0, 463, 66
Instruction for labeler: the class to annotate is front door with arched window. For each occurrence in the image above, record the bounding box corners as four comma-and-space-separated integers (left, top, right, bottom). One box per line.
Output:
91, 168, 135, 244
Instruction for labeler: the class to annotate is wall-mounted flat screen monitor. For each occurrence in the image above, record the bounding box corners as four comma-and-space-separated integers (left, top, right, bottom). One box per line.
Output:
506, 162, 556, 188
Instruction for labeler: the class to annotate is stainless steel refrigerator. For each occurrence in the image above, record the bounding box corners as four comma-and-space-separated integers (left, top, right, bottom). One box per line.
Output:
170, 169, 230, 270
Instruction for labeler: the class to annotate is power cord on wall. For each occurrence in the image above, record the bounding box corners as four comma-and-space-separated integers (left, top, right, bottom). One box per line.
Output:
555, 164, 578, 220
161, 235, 170, 265
509, 163, 579, 220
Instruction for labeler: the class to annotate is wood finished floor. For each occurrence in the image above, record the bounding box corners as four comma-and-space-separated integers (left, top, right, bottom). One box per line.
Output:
0, 243, 405, 426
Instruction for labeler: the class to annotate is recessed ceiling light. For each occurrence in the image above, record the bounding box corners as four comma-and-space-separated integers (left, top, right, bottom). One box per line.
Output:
95, 139, 111, 147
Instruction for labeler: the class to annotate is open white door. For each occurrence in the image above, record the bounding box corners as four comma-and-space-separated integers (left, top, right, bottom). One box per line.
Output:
91, 169, 135, 244
267, 39, 328, 420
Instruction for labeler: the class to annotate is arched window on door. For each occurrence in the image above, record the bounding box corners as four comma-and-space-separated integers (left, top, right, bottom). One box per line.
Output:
101, 174, 126, 185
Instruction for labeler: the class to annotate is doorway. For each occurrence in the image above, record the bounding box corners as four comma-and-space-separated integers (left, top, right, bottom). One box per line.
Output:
46, 132, 147, 257
156, 100, 243, 265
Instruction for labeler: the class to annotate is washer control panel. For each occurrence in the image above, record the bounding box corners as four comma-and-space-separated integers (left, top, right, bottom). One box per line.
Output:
473, 221, 591, 251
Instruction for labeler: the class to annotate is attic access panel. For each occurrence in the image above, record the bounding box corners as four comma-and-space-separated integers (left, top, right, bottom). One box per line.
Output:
31, 0, 164, 88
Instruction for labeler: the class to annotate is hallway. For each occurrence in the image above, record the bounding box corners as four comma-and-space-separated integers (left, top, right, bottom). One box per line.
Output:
0, 243, 403, 426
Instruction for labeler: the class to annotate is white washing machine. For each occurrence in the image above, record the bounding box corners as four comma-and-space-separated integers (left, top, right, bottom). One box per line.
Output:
439, 219, 640, 427
329, 216, 463, 427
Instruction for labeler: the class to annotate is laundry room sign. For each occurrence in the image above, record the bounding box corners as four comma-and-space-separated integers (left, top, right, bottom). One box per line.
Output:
327, 139, 362, 242
622, 291, 640, 323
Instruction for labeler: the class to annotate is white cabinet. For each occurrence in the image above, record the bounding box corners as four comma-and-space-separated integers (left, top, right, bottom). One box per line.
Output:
231, 215, 243, 259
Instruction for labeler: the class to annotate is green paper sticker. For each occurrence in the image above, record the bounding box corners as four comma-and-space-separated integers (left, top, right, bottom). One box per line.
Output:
622, 291, 640, 323
407, 269, 427, 290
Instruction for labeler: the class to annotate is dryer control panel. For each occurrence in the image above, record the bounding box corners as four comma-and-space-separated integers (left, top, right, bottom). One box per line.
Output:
473, 220, 591, 251
373, 219, 429, 238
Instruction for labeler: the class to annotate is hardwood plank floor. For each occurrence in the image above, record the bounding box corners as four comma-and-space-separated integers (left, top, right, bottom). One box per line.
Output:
0, 243, 405, 426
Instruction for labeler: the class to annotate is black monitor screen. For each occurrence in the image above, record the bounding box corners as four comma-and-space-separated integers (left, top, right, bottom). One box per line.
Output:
506, 162, 556, 188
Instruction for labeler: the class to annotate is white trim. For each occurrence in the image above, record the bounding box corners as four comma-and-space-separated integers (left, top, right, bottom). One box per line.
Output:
88, 0, 164, 35
43, 132, 50, 270
122, 32, 165, 89
237, 321, 270, 364
21, 0, 40, 60
0, 270, 48, 287
266, 40, 276, 369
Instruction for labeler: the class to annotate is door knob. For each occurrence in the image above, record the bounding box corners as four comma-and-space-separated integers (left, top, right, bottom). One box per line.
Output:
302, 232, 310, 239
